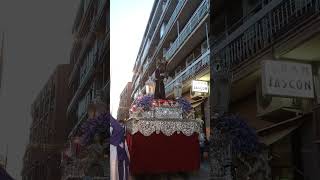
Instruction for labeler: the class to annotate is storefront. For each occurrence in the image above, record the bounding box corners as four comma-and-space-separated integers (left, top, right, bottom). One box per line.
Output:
228, 59, 320, 179
257, 114, 307, 180
183, 80, 210, 139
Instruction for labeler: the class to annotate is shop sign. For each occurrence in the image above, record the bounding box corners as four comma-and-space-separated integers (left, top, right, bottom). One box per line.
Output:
262, 60, 314, 98
192, 80, 209, 93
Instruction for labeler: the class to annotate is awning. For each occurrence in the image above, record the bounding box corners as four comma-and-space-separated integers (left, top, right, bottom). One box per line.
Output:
257, 114, 311, 145
191, 100, 203, 108
259, 125, 299, 145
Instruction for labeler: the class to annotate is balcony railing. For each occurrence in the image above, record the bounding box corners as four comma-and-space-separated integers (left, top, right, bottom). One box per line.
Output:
102, 80, 110, 95
97, 0, 107, 16
133, 75, 141, 95
142, 59, 151, 75
165, 49, 210, 94
98, 33, 109, 63
165, 0, 209, 61
213, 0, 320, 69
90, 0, 107, 32
78, 0, 94, 38
137, 0, 187, 87
79, 42, 97, 87
162, 0, 185, 41
68, 29, 96, 86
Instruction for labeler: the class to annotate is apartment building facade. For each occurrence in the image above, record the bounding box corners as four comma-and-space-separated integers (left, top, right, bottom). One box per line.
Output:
131, 0, 211, 137
61, 0, 109, 179
117, 82, 132, 121
21, 64, 72, 180
66, 0, 109, 139
210, 0, 320, 179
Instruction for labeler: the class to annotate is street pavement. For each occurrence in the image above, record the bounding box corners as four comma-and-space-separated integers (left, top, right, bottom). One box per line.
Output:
129, 160, 210, 180
189, 160, 210, 180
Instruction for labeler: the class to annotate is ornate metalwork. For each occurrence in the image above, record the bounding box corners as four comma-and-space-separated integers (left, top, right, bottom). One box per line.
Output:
130, 106, 185, 120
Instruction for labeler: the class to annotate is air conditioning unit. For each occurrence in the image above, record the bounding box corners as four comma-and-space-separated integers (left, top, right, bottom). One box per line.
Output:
256, 80, 302, 121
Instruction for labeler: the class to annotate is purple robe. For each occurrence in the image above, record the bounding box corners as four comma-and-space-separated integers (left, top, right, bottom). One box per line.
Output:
0, 167, 14, 180
110, 115, 129, 180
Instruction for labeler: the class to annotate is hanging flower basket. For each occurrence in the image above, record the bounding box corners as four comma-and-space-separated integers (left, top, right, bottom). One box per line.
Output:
134, 95, 154, 111
214, 114, 260, 155
176, 97, 192, 113
79, 113, 109, 146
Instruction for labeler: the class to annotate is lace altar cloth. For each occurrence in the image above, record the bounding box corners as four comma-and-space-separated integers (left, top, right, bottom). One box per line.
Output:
127, 102, 203, 136
126, 118, 203, 136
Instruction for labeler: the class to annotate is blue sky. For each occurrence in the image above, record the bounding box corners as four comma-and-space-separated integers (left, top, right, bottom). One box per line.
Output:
110, 0, 154, 117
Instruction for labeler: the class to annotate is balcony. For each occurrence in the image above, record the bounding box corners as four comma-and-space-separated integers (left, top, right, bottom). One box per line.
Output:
212, 0, 320, 71
90, 0, 107, 33
77, 90, 93, 122
95, 33, 109, 66
165, 0, 209, 61
142, 59, 151, 75
162, 0, 186, 41
146, 0, 164, 41
69, 85, 110, 138
102, 80, 110, 96
165, 49, 210, 94
77, 0, 94, 38
139, 0, 188, 84
132, 75, 141, 95
143, 0, 174, 60
68, 31, 96, 86
79, 47, 96, 87
67, 42, 100, 114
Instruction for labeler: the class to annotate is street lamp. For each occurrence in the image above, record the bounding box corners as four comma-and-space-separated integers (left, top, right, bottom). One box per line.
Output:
145, 76, 155, 96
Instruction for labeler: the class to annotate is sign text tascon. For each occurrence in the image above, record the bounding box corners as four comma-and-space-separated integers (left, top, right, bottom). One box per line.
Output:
192, 80, 209, 93
261, 60, 314, 98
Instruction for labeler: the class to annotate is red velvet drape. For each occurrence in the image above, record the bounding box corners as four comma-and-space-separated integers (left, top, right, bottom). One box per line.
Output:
126, 132, 200, 175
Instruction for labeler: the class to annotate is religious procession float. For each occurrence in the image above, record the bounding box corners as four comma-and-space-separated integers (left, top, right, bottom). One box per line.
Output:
124, 60, 203, 176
